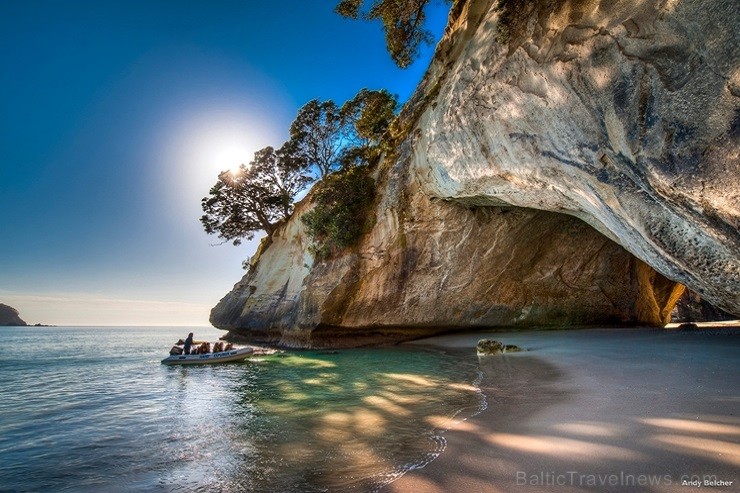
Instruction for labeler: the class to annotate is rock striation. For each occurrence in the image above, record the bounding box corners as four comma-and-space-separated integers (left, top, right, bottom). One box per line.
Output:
213, 138, 685, 347
0, 303, 27, 327
211, 0, 739, 347
413, 0, 739, 314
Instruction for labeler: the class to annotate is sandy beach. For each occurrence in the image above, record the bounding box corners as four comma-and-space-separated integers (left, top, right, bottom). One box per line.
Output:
383, 327, 740, 493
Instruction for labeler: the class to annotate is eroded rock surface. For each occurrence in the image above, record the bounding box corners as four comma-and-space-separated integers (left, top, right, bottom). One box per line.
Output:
213, 140, 684, 347
672, 289, 735, 323
211, 0, 739, 346
414, 0, 739, 314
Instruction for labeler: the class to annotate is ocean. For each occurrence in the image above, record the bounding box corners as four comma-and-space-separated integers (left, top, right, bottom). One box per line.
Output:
0, 326, 484, 493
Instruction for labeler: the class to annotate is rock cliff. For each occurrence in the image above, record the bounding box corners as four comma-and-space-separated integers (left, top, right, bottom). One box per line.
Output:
413, 0, 739, 313
0, 303, 27, 327
672, 290, 735, 323
213, 138, 685, 347
212, 0, 739, 347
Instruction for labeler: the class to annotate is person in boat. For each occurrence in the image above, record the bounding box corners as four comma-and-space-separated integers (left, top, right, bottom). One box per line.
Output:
183, 332, 194, 355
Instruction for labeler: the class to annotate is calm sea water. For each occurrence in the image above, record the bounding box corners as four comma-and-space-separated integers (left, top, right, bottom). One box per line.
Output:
0, 326, 483, 493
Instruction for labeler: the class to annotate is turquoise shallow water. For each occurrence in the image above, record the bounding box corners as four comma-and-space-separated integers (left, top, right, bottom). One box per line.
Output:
0, 326, 483, 493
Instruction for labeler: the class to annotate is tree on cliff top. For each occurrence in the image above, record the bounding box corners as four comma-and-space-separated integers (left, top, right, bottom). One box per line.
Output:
201, 89, 398, 247
340, 88, 398, 145
288, 99, 347, 178
288, 90, 398, 177
200, 145, 311, 245
302, 165, 376, 259
335, 0, 452, 68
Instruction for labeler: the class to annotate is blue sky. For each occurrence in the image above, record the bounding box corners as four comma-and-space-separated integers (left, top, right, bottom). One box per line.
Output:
0, 0, 449, 325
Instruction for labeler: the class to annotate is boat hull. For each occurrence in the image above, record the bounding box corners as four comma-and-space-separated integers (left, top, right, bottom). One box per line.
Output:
161, 347, 253, 365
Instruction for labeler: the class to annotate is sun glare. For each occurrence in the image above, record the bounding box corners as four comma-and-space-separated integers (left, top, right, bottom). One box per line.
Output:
212, 144, 250, 176
160, 103, 286, 224
170, 117, 262, 192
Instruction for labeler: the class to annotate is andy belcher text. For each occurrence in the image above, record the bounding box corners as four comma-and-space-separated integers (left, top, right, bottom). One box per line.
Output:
516, 471, 732, 487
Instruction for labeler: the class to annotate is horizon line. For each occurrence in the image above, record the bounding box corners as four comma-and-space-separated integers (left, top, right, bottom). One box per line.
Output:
4, 324, 218, 328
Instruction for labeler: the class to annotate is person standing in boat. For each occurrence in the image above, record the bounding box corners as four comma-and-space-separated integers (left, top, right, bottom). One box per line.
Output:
183, 332, 194, 355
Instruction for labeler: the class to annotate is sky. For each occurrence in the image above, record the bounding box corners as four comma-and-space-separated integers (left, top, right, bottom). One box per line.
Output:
0, 0, 449, 326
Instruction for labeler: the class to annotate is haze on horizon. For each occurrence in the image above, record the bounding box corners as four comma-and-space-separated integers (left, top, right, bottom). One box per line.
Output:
0, 0, 448, 326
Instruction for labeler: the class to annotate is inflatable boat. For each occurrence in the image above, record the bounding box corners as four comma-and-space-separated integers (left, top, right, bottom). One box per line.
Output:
161, 347, 254, 365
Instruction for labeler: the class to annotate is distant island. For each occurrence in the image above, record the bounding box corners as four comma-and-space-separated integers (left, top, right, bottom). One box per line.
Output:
0, 303, 27, 326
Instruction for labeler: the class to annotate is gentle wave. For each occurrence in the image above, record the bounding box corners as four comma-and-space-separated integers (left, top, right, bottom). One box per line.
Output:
0, 327, 483, 493
366, 368, 489, 493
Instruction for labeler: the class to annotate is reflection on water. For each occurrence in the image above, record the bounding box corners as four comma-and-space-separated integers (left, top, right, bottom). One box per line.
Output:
0, 327, 483, 493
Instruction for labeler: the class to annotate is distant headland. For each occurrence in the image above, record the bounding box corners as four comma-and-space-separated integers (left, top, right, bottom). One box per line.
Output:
0, 303, 27, 326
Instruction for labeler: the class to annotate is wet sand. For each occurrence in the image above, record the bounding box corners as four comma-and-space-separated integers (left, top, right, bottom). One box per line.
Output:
383, 327, 740, 493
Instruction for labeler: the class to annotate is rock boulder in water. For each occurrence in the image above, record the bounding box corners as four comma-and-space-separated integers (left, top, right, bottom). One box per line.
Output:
477, 339, 504, 355
476, 339, 525, 355
475, 339, 524, 356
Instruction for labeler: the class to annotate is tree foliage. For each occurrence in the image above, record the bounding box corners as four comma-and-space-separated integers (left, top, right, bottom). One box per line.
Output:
340, 88, 398, 145
335, 0, 451, 68
302, 165, 376, 259
289, 90, 398, 177
200, 144, 312, 245
201, 88, 398, 250
288, 99, 348, 178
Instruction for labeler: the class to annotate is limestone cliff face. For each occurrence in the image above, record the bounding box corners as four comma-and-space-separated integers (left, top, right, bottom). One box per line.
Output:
211, 0, 738, 346
413, 0, 739, 314
213, 138, 684, 347
0, 303, 27, 327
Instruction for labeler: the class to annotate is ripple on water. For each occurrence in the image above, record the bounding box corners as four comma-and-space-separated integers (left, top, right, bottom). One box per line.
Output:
0, 327, 485, 492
